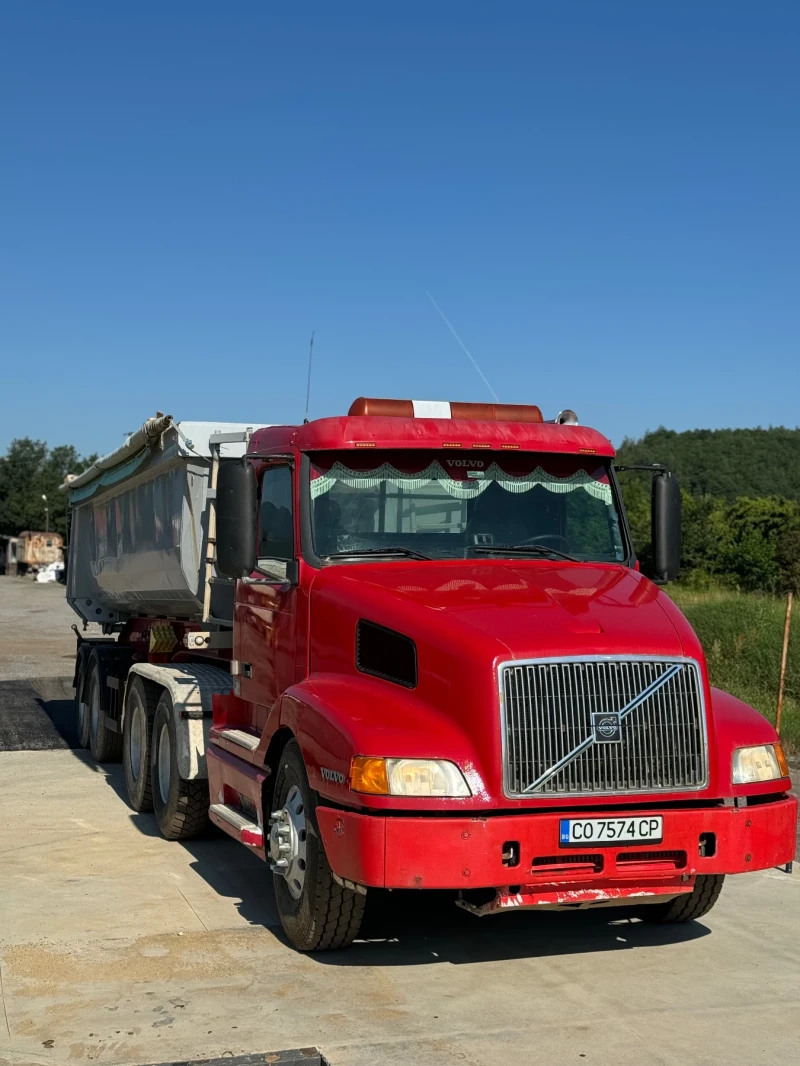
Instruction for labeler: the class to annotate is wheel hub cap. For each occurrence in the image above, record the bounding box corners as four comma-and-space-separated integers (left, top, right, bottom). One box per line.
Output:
269, 785, 307, 899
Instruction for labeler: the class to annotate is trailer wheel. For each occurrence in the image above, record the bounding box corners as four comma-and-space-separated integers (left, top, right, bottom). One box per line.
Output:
123, 677, 158, 811
270, 741, 366, 952
636, 874, 725, 923
150, 694, 209, 840
88, 661, 122, 762
75, 662, 90, 749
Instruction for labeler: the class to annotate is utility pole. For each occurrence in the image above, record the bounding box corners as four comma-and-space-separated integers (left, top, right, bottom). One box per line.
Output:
776, 591, 794, 737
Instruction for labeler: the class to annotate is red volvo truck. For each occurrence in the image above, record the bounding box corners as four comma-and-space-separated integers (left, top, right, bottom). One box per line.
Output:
65, 402, 797, 951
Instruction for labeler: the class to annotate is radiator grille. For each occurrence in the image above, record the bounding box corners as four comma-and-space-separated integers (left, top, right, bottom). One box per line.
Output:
501, 658, 707, 796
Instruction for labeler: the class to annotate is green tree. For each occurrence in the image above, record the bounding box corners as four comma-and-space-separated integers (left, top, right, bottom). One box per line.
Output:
0, 438, 96, 537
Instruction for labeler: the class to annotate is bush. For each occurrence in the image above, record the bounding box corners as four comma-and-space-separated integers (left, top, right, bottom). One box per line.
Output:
669, 586, 799, 752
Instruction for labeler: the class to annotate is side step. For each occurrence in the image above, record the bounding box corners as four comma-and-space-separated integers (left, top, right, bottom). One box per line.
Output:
209, 803, 264, 847
218, 727, 260, 752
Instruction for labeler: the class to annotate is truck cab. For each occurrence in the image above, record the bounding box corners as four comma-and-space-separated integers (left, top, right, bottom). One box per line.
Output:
204, 398, 796, 949
67, 401, 797, 952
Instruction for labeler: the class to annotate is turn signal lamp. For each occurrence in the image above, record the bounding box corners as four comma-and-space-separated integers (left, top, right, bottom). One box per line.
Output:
732, 743, 790, 785
350, 756, 471, 797
350, 756, 390, 795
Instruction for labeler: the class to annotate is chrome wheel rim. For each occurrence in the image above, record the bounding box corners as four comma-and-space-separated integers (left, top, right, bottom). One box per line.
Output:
269, 785, 307, 900
157, 723, 171, 804
129, 698, 144, 781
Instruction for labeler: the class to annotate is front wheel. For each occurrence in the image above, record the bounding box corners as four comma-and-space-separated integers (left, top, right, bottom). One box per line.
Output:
635, 874, 725, 923
270, 741, 366, 951
150, 694, 209, 840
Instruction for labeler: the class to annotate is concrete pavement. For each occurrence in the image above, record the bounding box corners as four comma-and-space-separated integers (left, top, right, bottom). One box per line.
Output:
1, 576, 799, 1066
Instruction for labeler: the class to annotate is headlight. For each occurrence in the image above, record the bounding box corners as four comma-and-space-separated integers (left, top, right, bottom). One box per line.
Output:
732, 743, 789, 785
350, 756, 471, 797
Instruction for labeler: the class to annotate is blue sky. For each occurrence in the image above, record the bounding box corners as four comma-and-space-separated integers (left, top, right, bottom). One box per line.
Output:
1, 1, 798, 459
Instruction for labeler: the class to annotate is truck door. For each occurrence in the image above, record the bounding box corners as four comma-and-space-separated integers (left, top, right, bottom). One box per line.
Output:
234, 462, 298, 731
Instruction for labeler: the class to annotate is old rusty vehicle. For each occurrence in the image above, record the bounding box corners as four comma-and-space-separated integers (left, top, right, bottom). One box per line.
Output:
16, 531, 63, 575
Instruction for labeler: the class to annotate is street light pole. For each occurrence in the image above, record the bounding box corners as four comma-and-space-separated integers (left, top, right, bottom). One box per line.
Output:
42, 494, 49, 533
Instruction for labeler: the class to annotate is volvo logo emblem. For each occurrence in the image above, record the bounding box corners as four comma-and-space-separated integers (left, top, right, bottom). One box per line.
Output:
592, 712, 623, 743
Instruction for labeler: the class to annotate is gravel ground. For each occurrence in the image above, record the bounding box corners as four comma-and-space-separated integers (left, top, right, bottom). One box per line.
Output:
0, 575, 102, 680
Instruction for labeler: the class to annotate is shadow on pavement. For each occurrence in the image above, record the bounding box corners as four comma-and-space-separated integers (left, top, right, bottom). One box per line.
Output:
92, 756, 711, 965
0, 675, 77, 750
9, 684, 718, 967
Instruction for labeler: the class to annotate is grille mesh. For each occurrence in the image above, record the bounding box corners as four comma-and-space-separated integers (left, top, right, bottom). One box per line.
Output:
501, 659, 707, 796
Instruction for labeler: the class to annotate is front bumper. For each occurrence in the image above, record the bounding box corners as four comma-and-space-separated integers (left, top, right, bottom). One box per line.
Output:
316, 795, 797, 892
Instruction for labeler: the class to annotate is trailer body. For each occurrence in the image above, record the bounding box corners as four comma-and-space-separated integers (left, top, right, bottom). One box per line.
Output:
65, 403, 797, 952
67, 421, 267, 624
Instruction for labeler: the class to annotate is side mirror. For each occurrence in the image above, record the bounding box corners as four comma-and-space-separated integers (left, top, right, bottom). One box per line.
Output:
216, 460, 257, 578
652, 472, 681, 583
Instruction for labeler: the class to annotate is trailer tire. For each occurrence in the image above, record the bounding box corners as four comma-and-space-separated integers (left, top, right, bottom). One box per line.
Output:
75, 662, 90, 749
88, 661, 122, 762
123, 677, 158, 811
150, 694, 209, 840
271, 741, 366, 952
636, 874, 725, 923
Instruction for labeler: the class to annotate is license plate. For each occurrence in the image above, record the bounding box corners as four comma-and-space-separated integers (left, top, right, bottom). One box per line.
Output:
559, 816, 663, 847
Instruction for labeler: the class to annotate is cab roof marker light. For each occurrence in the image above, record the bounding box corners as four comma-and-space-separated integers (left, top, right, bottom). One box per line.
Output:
348, 397, 544, 423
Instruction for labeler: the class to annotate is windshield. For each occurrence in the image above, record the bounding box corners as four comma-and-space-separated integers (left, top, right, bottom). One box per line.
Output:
309, 451, 626, 563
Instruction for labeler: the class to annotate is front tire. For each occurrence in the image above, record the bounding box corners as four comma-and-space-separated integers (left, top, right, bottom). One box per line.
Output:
123, 676, 158, 811
150, 694, 208, 840
88, 661, 122, 762
270, 741, 366, 952
636, 874, 725, 923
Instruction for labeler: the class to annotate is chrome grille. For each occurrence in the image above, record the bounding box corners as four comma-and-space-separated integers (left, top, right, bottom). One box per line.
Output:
501, 658, 707, 796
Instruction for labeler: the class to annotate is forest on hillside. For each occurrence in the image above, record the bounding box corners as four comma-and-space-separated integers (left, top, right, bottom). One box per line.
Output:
616, 426, 800, 501
616, 425, 800, 593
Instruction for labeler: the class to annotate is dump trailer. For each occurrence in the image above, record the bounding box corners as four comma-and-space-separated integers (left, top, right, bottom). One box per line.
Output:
65, 402, 797, 951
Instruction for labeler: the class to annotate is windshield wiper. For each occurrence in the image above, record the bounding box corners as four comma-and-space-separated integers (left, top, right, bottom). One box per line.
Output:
472, 543, 579, 562
324, 546, 432, 561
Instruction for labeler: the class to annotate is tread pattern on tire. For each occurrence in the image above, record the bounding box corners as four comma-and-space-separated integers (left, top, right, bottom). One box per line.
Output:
310, 872, 367, 951
89, 665, 122, 762
640, 874, 724, 923
151, 697, 209, 841
164, 777, 209, 840
274, 741, 366, 951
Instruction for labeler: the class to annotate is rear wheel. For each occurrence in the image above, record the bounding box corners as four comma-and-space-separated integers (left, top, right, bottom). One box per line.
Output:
75, 661, 90, 749
150, 694, 208, 840
636, 874, 725, 923
270, 741, 366, 951
123, 676, 158, 811
88, 661, 122, 762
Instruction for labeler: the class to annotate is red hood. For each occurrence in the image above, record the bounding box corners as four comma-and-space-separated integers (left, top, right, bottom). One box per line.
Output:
306, 559, 711, 809
314, 559, 692, 660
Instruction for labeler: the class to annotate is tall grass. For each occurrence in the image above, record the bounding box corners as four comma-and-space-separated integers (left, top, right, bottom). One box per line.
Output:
668, 585, 799, 752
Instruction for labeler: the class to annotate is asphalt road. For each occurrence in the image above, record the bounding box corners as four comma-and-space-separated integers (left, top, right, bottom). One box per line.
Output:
1, 576, 799, 1066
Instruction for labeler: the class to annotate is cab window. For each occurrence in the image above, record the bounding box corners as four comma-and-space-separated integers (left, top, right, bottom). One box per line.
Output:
257, 466, 294, 578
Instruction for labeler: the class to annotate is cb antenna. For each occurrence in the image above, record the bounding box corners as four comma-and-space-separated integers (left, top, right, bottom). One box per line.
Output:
303, 331, 315, 423
425, 291, 499, 402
